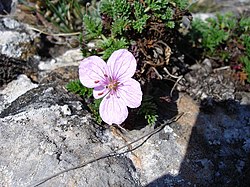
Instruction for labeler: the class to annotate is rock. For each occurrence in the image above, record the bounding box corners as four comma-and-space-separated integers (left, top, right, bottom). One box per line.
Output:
172, 94, 250, 186
0, 53, 39, 87
122, 124, 188, 186
39, 66, 79, 86
193, 13, 215, 21
0, 17, 39, 61
236, 91, 250, 105
191, 0, 250, 16
0, 18, 40, 86
1, 61, 250, 186
38, 49, 82, 72
38, 49, 82, 84
178, 59, 236, 102
0, 83, 141, 187
0, 74, 38, 113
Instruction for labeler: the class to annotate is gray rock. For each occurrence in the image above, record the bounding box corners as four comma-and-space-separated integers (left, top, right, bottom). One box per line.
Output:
192, 100, 250, 186
192, 0, 250, 16
0, 84, 141, 187
178, 59, 236, 102
1, 64, 250, 187
38, 49, 82, 82
38, 49, 82, 71
125, 125, 187, 186
0, 74, 38, 113
0, 17, 39, 60
0, 53, 39, 87
0, 77, 187, 186
0, 17, 39, 86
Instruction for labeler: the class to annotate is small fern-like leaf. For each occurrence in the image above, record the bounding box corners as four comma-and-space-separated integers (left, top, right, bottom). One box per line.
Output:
137, 95, 158, 126
66, 80, 92, 98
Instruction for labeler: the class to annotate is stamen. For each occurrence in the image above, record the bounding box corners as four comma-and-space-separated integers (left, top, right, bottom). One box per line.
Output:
94, 80, 99, 83
104, 74, 108, 77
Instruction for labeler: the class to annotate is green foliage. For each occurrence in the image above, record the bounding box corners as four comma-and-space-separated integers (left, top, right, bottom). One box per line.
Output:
66, 80, 93, 98
99, 37, 129, 60
189, 13, 250, 82
44, 0, 85, 32
240, 56, 250, 83
89, 99, 102, 124
144, 114, 159, 126
83, 0, 189, 59
83, 14, 102, 40
100, 0, 131, 18
240, 17, 250, 32
132, 1, 150, 33
191, 13, 249, 54
241, 34, 250, 56
19, 0, 95, 33
66, 80, 102, 124
191, 17, 229, 53
137, 95, 158, 126
80, 0, 190, 125
111, 17, 130, 36
144, 0, 187, 29
173, 0, 189, 10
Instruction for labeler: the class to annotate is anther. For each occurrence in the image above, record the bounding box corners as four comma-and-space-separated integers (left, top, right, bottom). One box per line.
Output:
98, 92, 104, 96
94, 80, 99, 83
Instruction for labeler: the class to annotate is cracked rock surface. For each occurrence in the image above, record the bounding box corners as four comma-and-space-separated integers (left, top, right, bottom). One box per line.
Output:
0, 83, 140, 187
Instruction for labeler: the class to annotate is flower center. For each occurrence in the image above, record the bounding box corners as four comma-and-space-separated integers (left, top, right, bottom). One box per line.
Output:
104, 75, 120, 95
107, 79, 119, 91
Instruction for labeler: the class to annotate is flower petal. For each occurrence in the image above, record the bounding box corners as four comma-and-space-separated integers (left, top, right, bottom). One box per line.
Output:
93, 85, 109, 99
117, 78, 142, 108
99, 94, 128, 125
107, 49, 136, 81
79, 56, 108, 88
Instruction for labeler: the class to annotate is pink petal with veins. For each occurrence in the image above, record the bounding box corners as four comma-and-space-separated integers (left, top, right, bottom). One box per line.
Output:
117, 78, 142, 108
107, 49, 136, 81
99, 94, 128, 125
79, 56, 108, 88
93, 85, 109, 99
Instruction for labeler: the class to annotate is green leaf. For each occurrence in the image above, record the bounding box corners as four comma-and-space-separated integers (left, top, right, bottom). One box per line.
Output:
83, 14, 102, 40
111, 17, 130, 36
89, 99, 102, 124
99, 37, 128, 60
137, 95, 158, 126
66, 80, 92, 98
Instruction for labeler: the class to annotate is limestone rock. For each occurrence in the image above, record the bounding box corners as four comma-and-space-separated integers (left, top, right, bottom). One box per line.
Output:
0, 17, 39, 86
0, 17, 39, 61
0, 84, 141, 187
0, 74, 38, 113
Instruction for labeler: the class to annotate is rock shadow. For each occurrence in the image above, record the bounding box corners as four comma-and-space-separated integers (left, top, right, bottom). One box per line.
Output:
124, 79, 179, 130
145, 97, 250, 186
0, 0, 13, 15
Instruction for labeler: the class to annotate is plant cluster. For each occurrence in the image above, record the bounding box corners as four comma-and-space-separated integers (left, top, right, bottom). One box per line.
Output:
66, 79, 159, 126
18, 0, 92, 33
137, 95, 158, 126
189, 13, 250, 83
66, 80, 102, 123
82, 0, 190, 68
78, 0, 190, 126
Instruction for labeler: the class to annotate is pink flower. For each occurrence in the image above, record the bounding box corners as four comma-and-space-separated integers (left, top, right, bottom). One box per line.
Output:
79, 49, 142, 125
